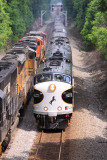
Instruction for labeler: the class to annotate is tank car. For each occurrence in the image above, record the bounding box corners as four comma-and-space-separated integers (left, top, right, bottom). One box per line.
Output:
33, 16, 74, 130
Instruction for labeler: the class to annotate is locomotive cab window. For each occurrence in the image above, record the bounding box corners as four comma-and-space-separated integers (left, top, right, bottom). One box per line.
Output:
29, 53, 35, 59
30, 47, 36, 51
54, 74, 71, 84
37, 41, 40, 46
35, 74, 52, 83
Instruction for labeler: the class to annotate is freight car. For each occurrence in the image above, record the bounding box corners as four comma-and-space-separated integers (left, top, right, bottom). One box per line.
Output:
0, 46, 36, 153
33, 15, 74, 130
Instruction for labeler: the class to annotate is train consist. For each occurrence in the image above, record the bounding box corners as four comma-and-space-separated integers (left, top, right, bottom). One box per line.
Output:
0, 31, 46, 153
33, 15, 74, 129
0, 2, 74, 154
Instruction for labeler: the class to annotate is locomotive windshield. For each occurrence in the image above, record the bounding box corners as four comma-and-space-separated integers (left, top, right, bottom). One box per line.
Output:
35, 73, 71, 84
36, 74, 52, 83
54, 74, 71, 83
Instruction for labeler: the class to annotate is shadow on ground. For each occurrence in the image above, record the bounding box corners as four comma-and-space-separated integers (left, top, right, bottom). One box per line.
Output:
28, 136, 107, 160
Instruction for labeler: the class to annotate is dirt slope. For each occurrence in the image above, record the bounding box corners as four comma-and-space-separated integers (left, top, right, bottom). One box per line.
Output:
62, 26, 107, 160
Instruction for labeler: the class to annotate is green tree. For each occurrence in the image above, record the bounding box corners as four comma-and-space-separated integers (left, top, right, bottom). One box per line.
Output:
81, 0, 107, 58
18, 0, 34, 30
72, 0, 91, 30
0, 0, 12, 49
32, 0, 50, 18
62, 0, 73, 20
7, 0, 26, 41
0, 0, 51, 49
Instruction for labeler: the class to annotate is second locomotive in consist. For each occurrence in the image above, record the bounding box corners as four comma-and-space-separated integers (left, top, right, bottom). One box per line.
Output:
33, 15, 74, 129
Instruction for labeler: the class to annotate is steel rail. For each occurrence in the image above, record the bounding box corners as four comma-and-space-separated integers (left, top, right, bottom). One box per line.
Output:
58, 130, 63, 160
34, 131, 43, 160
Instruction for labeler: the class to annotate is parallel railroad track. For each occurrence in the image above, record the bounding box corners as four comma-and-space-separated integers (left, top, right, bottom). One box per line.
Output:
34, 131, 43, 160
29, 130, 63, 160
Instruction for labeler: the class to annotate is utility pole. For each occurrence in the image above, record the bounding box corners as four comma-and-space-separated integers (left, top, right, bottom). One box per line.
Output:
62, 11, 67, 26
41, 10, 47, 26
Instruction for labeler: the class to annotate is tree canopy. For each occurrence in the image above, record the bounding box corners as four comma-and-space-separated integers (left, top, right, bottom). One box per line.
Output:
0, 0, 50, 50
0, 0, 107, 58
63, 0, 107, 59
0, 0, 12, 49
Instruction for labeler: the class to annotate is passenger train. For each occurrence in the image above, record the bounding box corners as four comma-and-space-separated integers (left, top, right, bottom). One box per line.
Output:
33, 15, 74, 129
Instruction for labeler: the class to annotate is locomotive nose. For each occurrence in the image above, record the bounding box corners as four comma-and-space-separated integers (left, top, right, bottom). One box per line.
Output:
49, 84, 56, 92
48, 112, 57, 117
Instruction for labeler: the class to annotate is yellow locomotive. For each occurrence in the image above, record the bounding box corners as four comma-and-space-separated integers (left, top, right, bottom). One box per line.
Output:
0, 45, 36, 153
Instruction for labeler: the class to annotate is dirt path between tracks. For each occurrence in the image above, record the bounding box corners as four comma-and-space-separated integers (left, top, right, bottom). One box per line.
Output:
61, 26, 107, 160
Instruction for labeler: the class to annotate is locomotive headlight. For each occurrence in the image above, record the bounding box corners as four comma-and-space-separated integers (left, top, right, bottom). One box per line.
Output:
44, 107, 48, 111
49, 84, 56, 92
57, 106, 62, 111
69, 104, 73, 108
66, 93, 72, 98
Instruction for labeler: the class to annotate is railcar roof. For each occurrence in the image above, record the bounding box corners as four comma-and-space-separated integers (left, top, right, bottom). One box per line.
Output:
0, 89, 5, 98
22, 36, 43, 40
7, 46, 35, 54
3, 54, 25, 64
1, 54, 25, 64
37, 60, 72, 76
52, 32, 67, 38
0, 61, 16, 83
29, 31, 46, 35
13, 42, 37, 48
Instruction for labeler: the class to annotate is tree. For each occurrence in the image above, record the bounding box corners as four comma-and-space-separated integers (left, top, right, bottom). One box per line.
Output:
18, 0, 34, 30
0, 0, 12, 49
7, 0, 26, 41
32, 0, 50, 18
0, 0, 51, 49
81, 0, 107, 58
72, 0, 91, 30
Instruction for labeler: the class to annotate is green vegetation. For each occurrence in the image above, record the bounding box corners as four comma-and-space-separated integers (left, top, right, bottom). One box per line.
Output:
0, 0, 12, 49
63, 0, 107, 59
32, 0, 50, 18
1, 0, 106, 58
0, 0, 50, 50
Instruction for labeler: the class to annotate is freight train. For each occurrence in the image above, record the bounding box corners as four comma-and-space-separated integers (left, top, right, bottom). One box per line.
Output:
0, 32, 46, 153
33, 15, 74, 130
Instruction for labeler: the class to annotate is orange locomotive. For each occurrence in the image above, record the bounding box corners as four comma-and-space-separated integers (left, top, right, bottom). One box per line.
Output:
19, 31, 47, 64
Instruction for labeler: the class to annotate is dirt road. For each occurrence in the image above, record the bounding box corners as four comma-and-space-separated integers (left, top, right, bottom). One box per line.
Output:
60, 27, 107, 160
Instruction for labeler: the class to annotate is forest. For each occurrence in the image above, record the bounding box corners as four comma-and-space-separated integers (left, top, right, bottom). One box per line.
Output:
62, 0, 107, 59
0, 0, 50, 50
0, 0, 107, 59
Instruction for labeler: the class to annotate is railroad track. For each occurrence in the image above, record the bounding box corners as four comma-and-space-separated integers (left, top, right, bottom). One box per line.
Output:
31, 130, 63, 160
34, 131, 43, 160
